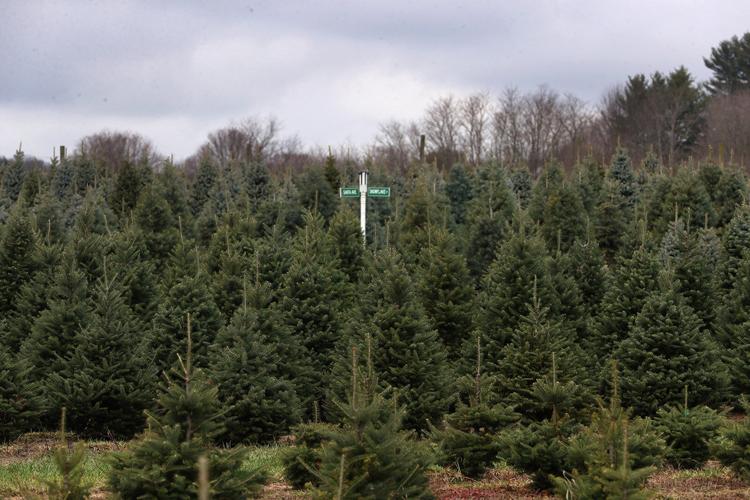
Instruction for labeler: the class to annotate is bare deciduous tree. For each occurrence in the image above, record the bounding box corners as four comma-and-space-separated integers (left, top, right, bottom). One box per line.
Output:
460, 92, 490, 166
77, 131, 161, 171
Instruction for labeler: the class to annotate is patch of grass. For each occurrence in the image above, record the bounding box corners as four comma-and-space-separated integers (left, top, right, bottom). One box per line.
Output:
243, 444, 287, 479
0, 442, 292, 495
0, 454, 109, 495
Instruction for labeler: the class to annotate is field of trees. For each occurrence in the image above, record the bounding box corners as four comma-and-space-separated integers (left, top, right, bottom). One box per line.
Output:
2, 32, 750, 499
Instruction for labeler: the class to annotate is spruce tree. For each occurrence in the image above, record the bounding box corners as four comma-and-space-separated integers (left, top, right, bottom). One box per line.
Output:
108, 320, 265, 498
591, 246, 660, 359
360, 250, 453, 431
493, 289, 590, 421
445, 163, 473, 225
0, 346, 40, 441
2, 147, 25, 204
715, 250, 750, 394
0, 210, 37, 315
47, 269, 153, 438
417, 228, 475, 357
310, 345, 435, 499
465, 165, 516, 279
110, 161, 145, 216
655, 386, 723, 469
280, 212, 347, 412
431, 335, 518, 478
19, 258, 90, 386
191, 155, 218, 216
243, 161, 271, 213
145, 270, 223, 373
714, 397, 750, 482
45, 408, 92, 500
209, 281, 302, 444
476, 225, 553, 357
608, 148, 637, 207
614, 273, 729, 415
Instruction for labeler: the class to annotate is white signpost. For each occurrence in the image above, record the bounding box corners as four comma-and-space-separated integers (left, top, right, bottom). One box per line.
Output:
339, 171, 390, 244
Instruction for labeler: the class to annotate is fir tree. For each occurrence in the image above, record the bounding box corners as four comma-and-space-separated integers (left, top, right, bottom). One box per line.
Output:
0, 346, 41, 441
417, 228, 475, 357
0, 210, 37, 315
3, 146, 25, 204
714, 397, 750, 482
614, 273, 729, 415
465, 164, 516, 279
328, 208, 364, 281
310, 345, 435, 499
45, 408, 91, 500
445, 163, 473, 225
655, 386, 723, 469
146, 271, 223, 372
493, 289, 590, 421
110, 161, 145, 216
209, 281, 302, 444
431, 335, 518, 478
19, 258, 90, 388
108, 319, 265, 498
191, 155, 218, 216
360, 250, 453, 430
280, 213, 347, 411
47, 268, 153, 438
556, 364, 663, 499
476, 226, 553, 357
591, 246, 660, 359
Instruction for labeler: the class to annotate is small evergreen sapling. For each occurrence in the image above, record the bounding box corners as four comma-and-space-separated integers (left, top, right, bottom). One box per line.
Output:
714, 397, 750, 482
309, 343, 435, 499
555, 362, 662, 499
108, 315, 265, 498
655, 385, 723, 469
431, 334, 518, 479
45, 408, 91, 500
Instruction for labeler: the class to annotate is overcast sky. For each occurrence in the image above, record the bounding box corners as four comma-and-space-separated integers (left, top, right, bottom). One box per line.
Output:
2, 0, 749, 160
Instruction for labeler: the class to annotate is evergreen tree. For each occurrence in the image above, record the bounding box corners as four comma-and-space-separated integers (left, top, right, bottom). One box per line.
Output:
719, 203, 750, 292
714, 397, 750, 482
465, 164, 516, 278
655, 386, 723, 469
0, 346, 41, 441
134, 183, 180, 261
146, 271, 223, 372
210, 281, 302, 444
417, 229, 475, 357
493, 291, 590, 421
591, 246, 660, 359
0, 210, 37, 315
191, 155, 218, 216
45, 408, 91, 500
445, 163, 473, 225
47, 270, 153, 438
715, 250, 750, 394
3, 147, 25, 203
110, 161, 145, 216
328, 208, 364, 282
359, 250, 453, 430
280, 213, 347, 411
310, 345, 435, 499
243, 161, 271, 213
704, 31, 750, 94
476, 226, 553, 357
19, 258, 90, 386
614, 273, 729, 415
108, 322, 265, 498
296, 167, 338, 222
608, 148, 637, 207
431, 335, 518, 478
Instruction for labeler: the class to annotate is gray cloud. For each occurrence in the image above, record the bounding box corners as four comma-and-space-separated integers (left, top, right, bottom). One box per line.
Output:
2, 0, 749, 159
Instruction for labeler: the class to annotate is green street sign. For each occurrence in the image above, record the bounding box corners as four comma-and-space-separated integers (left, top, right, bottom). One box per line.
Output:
368, 187, 390, 198
340, 187, 360, 198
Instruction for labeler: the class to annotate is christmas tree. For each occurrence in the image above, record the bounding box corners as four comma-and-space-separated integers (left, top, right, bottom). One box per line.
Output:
108, 316, 265, 498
